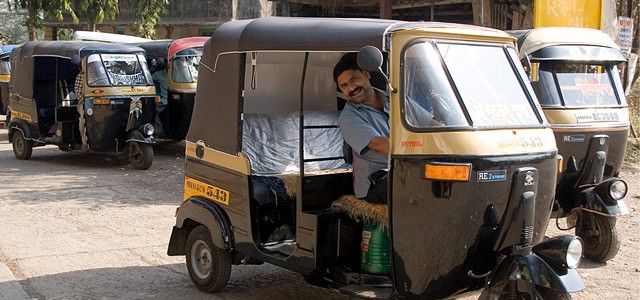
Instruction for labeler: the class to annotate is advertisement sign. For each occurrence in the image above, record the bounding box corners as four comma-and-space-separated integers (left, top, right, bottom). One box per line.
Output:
617, 16, 634, 56
534, 0, 604, 29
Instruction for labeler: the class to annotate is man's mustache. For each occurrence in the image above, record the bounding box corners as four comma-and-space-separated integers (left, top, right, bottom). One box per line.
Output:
349, 87, 363, 97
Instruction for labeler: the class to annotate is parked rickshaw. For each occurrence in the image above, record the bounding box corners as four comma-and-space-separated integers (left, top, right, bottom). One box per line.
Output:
133, 37, 207, 140
1, 44, 17, 126
168, 18, 585, 299
8, 41, 157, 169
511, 27, 630, 263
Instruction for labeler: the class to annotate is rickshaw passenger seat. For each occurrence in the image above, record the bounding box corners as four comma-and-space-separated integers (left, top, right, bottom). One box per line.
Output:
34, 80, 59, 130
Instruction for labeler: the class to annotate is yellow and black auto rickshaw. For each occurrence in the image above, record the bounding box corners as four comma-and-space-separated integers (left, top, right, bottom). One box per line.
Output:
168, 18, 585, 299
134, 37, 207, 140
8, 41, 157, 169
0, 45, 17, 128
511, 27, 630, 263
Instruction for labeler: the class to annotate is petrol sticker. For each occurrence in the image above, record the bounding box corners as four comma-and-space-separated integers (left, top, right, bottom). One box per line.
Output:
477, 170, 507, 182
562, 135, 585, 143
524, 170, 535, 186
184, 177, 230, 205
401, 141, 423, 147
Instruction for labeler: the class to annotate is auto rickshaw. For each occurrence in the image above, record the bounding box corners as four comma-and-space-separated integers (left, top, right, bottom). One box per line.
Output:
510, 27, 630, 263
133, 37, 207, 140
8, 41, 157, 169
1, 44, 17, 127
167, 18, 585, 299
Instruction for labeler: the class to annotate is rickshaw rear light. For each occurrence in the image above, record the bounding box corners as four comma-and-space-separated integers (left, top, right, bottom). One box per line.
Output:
424, 163, 471, 182
154, 96, 161, 103
557, 155, 564, 173
93, 98, 110, 105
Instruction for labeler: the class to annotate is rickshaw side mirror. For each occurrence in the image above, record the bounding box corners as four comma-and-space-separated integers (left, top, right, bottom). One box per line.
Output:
357, 46, 383, 72
70, 55, 81, 65
357, 46, 397, 93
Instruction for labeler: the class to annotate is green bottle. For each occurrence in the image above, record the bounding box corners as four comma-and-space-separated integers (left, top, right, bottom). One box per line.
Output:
361, 221, 391, 274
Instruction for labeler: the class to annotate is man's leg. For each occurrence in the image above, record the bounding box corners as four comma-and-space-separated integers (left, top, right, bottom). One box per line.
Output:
364, 173, 389, 204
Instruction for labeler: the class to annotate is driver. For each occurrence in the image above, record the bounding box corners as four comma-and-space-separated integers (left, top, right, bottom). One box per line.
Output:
334, 53, 390, 204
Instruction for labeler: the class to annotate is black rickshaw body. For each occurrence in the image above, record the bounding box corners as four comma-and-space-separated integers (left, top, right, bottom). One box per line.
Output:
512, 27, 630, 262
167, 17, 584, 299
133, 37, 207, 140
8, 41, 157, 168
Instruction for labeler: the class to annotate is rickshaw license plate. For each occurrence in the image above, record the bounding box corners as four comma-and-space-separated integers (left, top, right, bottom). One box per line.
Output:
184, 177, 230, 205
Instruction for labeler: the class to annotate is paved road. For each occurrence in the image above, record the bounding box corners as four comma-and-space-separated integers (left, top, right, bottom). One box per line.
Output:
0, 128, 352, 300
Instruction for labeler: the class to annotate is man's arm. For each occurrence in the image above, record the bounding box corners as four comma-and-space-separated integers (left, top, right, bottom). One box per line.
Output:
368, 136, 389, 156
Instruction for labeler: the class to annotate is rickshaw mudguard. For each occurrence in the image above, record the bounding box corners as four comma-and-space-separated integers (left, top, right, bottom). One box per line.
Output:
580, 181, 630, 216
126, 130, 155, 144
167, 196, 233, 256
487, 247, 585, 293
7, 118, 32, 143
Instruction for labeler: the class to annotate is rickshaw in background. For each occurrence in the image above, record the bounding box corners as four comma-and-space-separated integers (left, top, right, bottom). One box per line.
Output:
510, 27, 630, 263
8, 41, 157, 169
167, 18, 585, 299
133, 37, 207, 140
0, 44, 17, 128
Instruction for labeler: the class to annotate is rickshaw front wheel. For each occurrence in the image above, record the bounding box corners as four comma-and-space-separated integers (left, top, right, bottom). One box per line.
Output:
12, 130, 33, 160
185, 225, 232, 293
129, 142, 154, 170
576, 213, 620, 262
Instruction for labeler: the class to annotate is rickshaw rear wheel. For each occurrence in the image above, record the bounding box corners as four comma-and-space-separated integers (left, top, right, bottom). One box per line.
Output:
576, 213, 620, 262
12, 130, 33, 160
129, 142, 154, 170
185, 225, 232, 293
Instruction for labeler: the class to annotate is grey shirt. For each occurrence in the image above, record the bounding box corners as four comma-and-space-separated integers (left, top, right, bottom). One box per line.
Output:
338, 90, 390, 198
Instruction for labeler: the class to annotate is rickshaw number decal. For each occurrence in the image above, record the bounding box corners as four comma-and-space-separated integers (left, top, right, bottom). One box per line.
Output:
184, 177, 230, 205
10, 110, 32, 122
574, 111, 619, 123
497, 137, 543, 149
477, 170, 507, 182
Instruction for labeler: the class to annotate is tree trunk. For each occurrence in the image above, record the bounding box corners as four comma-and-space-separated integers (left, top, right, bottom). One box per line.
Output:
27, 1, 38, 41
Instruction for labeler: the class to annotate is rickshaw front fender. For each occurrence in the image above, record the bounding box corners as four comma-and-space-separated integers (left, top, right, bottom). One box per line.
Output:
126, 129, 155, 144
488, 247, 584, 293
7, 118, 32, 143
580, 181, 630, 216
167, 197, 233, 256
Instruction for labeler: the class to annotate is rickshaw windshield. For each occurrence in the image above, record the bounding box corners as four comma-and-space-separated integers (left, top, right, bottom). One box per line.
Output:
172, 54, 202, 83
403, 41, 540, 128
86, 53, 153, 87
0, 60, 10, 75
553, 62, 619, 106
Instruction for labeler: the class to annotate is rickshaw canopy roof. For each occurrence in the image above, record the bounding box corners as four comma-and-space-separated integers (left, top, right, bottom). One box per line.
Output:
168, 37, 207, 59
516, 27, 625, 62
130, 40, 172, 60
190, 17, 514, 155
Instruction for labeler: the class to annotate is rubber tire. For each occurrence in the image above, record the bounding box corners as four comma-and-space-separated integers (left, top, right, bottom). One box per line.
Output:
536, 286, 572, 300
185, 225, 232, 293
576, 213, 620, 262
129, 142, 154, 170
12, 130, 33, 160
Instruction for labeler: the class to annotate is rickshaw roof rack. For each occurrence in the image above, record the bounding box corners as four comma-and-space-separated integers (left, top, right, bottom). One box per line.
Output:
14, 41, 146, 60
514, 27, 621, 60
206, 17, 513, 54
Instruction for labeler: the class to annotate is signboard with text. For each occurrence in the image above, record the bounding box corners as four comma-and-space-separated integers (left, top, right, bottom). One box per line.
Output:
616, 16, 634, 56
534, 0, 604, 29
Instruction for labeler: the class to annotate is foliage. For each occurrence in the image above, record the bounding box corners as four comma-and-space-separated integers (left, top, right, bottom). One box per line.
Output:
75, 0, 119, 31
131, 0, 168, 39
0, 1, 29, 43
10, 0, 79, 40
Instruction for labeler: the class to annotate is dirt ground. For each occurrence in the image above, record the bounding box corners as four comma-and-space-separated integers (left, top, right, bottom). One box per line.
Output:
0, 124, 638, 299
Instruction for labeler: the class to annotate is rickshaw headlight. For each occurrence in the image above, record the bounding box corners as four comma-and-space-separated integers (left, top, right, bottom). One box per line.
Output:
609, 180, 627, 201
566, 238, 582, 269
142, 123, 154, 136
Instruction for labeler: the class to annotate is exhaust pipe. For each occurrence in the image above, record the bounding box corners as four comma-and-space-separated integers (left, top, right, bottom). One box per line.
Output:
0, 121, 6, 129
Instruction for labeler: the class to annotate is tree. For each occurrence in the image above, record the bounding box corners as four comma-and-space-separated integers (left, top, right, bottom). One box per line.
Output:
75, 0, 119, 31
130, 0, 168, 39
0, 1, 29, 44
10, 0, 78, 40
